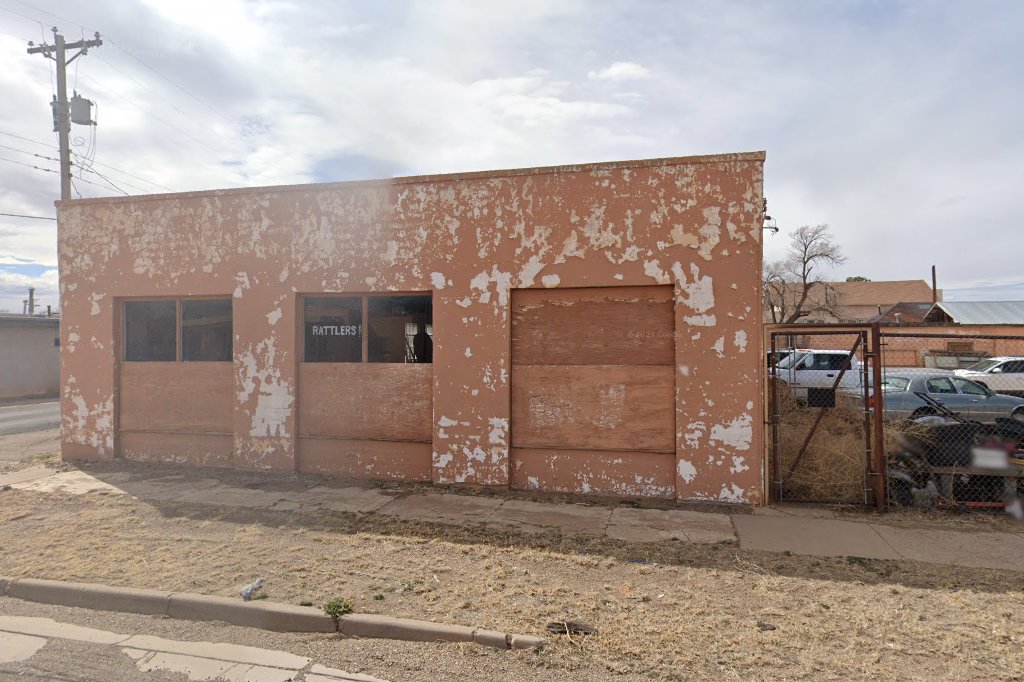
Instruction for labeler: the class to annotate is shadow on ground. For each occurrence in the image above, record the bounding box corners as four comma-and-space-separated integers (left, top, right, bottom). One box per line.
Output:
39, 458, 1018, 597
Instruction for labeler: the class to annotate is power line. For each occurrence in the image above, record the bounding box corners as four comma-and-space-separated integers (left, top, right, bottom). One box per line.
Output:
71, 152, 174, 193
0, 143, 60, 163
78, 72, 229, 156
0, 131, 174, 193
0, 154, 59, 173
0, 129, 55, 149
73, 164, 130, 196
0, 212, 56, 221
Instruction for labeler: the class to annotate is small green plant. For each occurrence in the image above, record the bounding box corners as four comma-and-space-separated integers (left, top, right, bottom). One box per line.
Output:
322, 597, 353, 621
252, 593, 269, 601
299, 601, 313, 607
373, 594, 384, 601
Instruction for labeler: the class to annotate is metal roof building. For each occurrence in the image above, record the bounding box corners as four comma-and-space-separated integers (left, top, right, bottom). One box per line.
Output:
924, 301, 1024, 325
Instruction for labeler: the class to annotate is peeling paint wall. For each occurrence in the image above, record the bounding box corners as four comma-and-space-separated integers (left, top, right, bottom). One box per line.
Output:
58, 151, 765, 503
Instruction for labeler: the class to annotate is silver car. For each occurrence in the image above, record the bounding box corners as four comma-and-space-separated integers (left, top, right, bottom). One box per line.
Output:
871, 373, 1024, 422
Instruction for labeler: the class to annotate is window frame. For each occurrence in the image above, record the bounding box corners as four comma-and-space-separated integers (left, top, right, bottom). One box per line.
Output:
301, 292, 433, 364
122, 296, 233, 363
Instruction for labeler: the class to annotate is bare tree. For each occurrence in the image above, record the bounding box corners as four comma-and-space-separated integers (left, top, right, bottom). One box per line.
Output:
763, 224, 846, 323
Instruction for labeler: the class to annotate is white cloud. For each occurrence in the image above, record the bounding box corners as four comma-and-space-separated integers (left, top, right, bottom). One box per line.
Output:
0, 0, 1020, 314
588, 61, 652, 82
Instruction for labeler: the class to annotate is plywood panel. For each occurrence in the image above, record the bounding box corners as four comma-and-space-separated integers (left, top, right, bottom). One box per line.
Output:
120, 432, 232, 468
511, 448, 675, 498
511, 365, 674, 452
298, 438, 431, 481
512, 286, 674, 366
120, 362, 232, 433
299, 363, 432, 441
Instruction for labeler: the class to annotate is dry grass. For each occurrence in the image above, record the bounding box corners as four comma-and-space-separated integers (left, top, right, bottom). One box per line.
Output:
1, 484, 1023, 680
776, 387, 869, 501
776, 389, 942, 504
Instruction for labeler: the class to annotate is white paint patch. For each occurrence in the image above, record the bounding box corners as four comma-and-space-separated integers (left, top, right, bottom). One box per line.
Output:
712, 336, 725, 358
364, 277, 378, 286
678, 364, 690, 377
488, 417, 509, 446
746, 401, 754, 410
233, 272, 250, 299
518, 255, 545, 287
236, 337, 294, 439
435, 452, 454, 468
385, 240, 399, 264
438, 416, 458, 428
464, 347, 473, 358
470, 266, 514, 306
67, 331, 80, 353
266, 308, 282, 326
734, 330, 748, 353
672, 262, 715, 311
455, 297, 471, 308
677, 459, 697, 483
730, 456, 750, 474
643, 259, 670, 284
719, 483, 746, 503
684, 421, 706, 449
88, 293, 105, 316
541, 274, 561, 287
613, 273, 624, 280
430, 272, 447, 290
709, 414, 753, 451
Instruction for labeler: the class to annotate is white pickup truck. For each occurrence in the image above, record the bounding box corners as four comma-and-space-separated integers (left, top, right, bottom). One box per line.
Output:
772, 349, 863, 404
953, 357, 1024, 397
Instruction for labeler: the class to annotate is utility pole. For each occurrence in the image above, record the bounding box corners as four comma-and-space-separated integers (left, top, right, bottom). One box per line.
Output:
27, 28, 102, 201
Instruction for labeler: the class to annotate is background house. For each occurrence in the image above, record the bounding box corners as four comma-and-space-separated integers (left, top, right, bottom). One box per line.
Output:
765, 279, 941, 323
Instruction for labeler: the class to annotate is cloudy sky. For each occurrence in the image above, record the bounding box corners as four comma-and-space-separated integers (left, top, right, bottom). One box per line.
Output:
0, 0, 1021, 313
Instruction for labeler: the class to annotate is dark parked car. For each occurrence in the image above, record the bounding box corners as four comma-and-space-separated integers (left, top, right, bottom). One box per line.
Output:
849, 372, 1024, 423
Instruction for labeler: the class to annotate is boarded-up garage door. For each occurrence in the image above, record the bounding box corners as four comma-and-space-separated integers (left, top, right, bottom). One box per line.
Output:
510, 286, 675, 497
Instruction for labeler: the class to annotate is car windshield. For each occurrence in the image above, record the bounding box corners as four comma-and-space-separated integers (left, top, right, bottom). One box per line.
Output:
964, 359, 1001, 372
775, 352, 808, 370
879, 377, 910, 392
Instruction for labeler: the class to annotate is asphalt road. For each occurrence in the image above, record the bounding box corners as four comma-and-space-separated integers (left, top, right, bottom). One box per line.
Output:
0, 400, 59, 436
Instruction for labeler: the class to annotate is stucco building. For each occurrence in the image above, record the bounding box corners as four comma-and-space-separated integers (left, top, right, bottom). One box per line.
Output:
58, 152, 766, 504
0, 314, 60, 400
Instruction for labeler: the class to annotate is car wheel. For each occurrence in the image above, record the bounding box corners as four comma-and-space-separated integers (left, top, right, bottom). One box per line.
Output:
1012, 408, 1024, 423
910, 407, 938, 420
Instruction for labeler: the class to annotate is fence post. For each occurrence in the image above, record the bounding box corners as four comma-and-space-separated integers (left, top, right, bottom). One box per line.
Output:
871, 323, 887, 511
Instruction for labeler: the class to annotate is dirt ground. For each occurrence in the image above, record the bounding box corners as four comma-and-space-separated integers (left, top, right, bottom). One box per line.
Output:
1, 462, 1023, 680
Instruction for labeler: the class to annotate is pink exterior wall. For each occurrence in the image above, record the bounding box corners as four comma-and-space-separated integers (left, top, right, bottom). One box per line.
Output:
58, 152, 766, 504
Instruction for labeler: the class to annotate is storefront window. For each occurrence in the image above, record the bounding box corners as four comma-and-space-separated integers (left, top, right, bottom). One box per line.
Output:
303, 294, 432, 363
124, 300, 176, 361
368, 295, 432, 363
182, 299, 233, 361
124, 298, 233, 362
304, 297, 363, 362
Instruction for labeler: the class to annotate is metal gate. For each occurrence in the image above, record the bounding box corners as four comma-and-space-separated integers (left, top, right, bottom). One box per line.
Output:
767, 325, 886, 508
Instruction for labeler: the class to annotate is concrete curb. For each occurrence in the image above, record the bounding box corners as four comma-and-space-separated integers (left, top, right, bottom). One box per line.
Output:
0, 576, 547, 650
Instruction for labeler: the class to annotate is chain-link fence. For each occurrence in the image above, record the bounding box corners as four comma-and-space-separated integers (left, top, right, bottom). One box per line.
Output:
768, 329, 884, 506
880, 332, 1024, 512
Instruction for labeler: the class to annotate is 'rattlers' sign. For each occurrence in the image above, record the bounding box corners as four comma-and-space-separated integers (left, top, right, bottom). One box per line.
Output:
310, 324, 361, 337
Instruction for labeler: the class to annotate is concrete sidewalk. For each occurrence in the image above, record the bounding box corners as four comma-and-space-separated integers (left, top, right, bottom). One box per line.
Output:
0, 614, 386, 681
2, 464, 1023, 572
